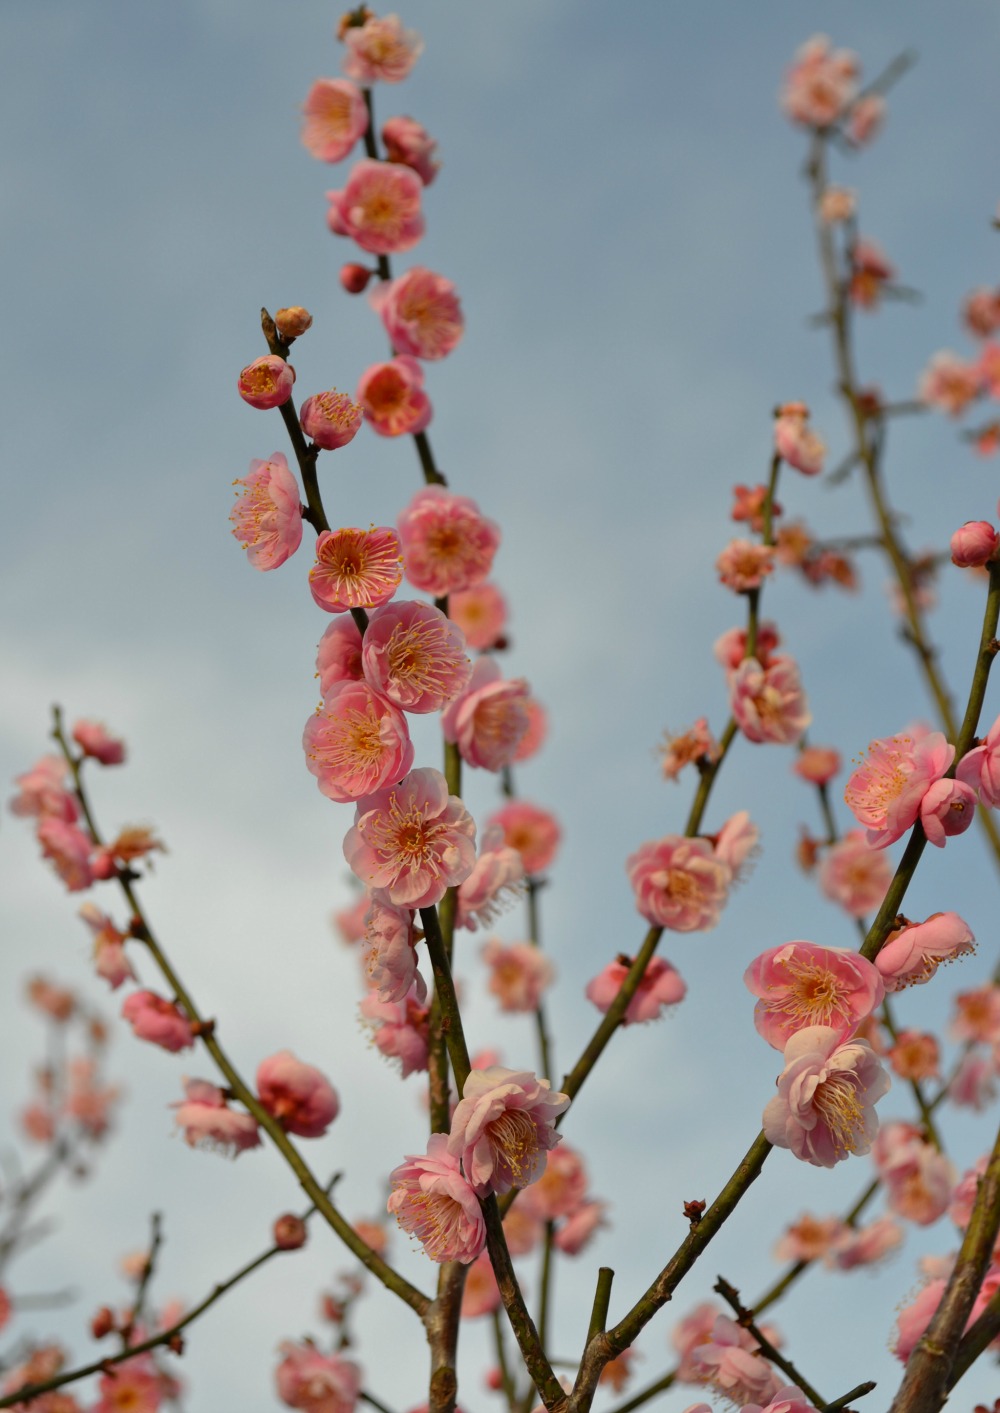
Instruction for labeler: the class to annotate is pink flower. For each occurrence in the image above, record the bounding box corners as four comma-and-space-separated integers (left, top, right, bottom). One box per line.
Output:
275, 1342, 361, 1413
714, 621, 781, 673
793, 746, 840, 786
309, 526, 403, 613
762, 1026, 890, 1167
689, 1315, 783, 1407
340, 262, 373, 294
948, 1051, 998, 1111
957, 712, 1000, 805
950, 1156, 990, 1230
93, 1356, 164, 1413
448, 582, 508, 651
121, 991, 195, 1053
952, 983, 1000, 1044
585, 954, 686, 1024
979, 342, 1000, 399
382, 115, 440, 185
230, 453, 303, 571
659, 718, 721, 782
172, 1078, 261, 1156
456, 825, 525, 930
627, 836, 730, 932
483, 939, 554, 1012
300, 78, 368, 162
553, 1199, 608, 1256
72, 720, 125, 766
387, 1133, 485, 1264
334, 894, 368, 945
919, 350, 981, 415
487, 801, 561, 876
397, 485, 500, 596
731, 482, 779, 532
712, 810, 759, 882
461, 1251, 502, 1318
441, 656, 531, 771
357, 357, 432, 437
888, 1030, 940, 1082
781, 36, 858, 128
79, 903, 135, 989
342, 14, 423, 83
370, 267, 462, 360
520, 1144, 588, 1221
513, 696, 548, 762
9, 755, 77, 822
316, 617, 365, 695
359, 986, 429, 1076
37, 817, 94, 892
303, 680, 413, 803
344, 767, 476, 907
844, 730, 954, 848
849, 238, 895, 310
744, 942, 884, 1051
774, 404, 825, 476
326, 160, 424, 256
730, 656, 811, 745
875, 911, 975, 991
361, 897, 423, 1003
65, 1058, 120, 1138
817, 831, 892, 916
716, 539, 775, 593
362, 600, 470, 713
873, 1123, 955, 1225
894, 1278, 947, 1363
447, 1065, 569, 1197
919, 776, 977, 846
300, 389, 363, 450
773, 1213, 848, 1264
237, 355, 295, 410
257, 1051, 340, 1138
950, 520, 999, 567
826, 1215, 902, 1270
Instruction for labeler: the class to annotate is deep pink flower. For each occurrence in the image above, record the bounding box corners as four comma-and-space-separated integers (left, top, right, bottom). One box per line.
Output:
326, 160, 424, 256
387, 1133, 485, 1264
382, 115, 440, 185
9, 754, 77, 822
745, 942, 884, 1050
37, 817, 94, 892
275, 1341, 361, 1413
731, 481, 779, 532
487, 801, 561, 876
362, 600, 470, 713
257, 1051, 339, 1138
919, 351, 981, 415
303, 680, 413, 803
553, 1200, 608, 1256
456, 825, 525, 930
762, 1025, 890, 1167
172, 1078, 261, 1156
844, 730, 954, 848
714, 621, 781, 673
441, 657, 531, 771
585, 955, 686, 1024
344, 767, 477, 908
950, 520, 999, 568
482, 939, 554, 1012
316, 617, 365, 695
688, 1315, 783, 1407
875, 911, 975, 991
72, 720, 126, 766
397, 485, 500, 596
300, 389, 363, 450
121, 991, 195, 1053
730, 655, 811, 745
448, 582, 508, 651
716, 539, 775, 593
447, 1065, 569, 1197
230, 453, 303, 571
774, 403, 825, 475
300, 78, 368, 162
309, 526, 403, 613
817, 831, 893, 917
340, 262, 373, 294
793, 746, 840, 785
627, 836, 730, 932
919, 776, 977, 846
370, 267, 462, 360
361, 897, 423, 1003
357, 357, 432, 437
957, 713, 1000, 805
237, 355, 295, 410
342, 14, 423, 83
359, 986, 429, 1076
781, 36, 858, 128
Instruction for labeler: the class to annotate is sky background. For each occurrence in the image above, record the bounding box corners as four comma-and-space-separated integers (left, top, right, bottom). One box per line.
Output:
4, 2, 1000, 1410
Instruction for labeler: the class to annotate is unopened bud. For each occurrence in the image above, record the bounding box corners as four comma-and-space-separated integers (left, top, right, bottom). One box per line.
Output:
273, 1214, 308, 1250
274, 306, 313, 340
90, 1306, 116, 1339
340, 263, 373, 295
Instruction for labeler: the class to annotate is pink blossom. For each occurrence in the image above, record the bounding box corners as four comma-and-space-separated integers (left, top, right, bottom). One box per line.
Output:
875, 911, 975, 991
950, 1156, 989, 1230
659, 718, 721, 781
362, 600, 470, 714
300, 389, 363, 450
326, 160, 424, 256
357, 356, 432, 437
37, 817, 94, 892
965, 288, 1000, 338
171, 1077, 261, 1156
712, 810, 759, 882
919, 775, 977, 846
714, 621, 781, 673
817, 831, 892, 917
762, 1025, 890, 1167
872, 1122, 955, 1225
456, 825, 525, 930
513, 696, 547, 762
342, 14, 423, 83
300, 78, 368, 162
520, 1144, 588, 1221
230, 453, 303, 571
772, 1213, 848, 1264
387, 1133, 485, 1264
918, 350, 980, 415
847, 94, 885, 145
888, 1030, 940, 1082
487, 800, 561, 876
340, 262, 373, 294
781, 36, 858, 128
121, 991, 195, 1053
689, 1315, 783, 1407
66, 1058, 120, 1138
950, 520, 999, 568
79, 902, 135, 989
952, 983, 1000, 1044
744, 942, 884, 1051
447, 1065, 569, 1197
585, 954, 686, 1024
957, 713, 1000, 805
716, 539, 775, 593
627, 835, 730, 932
461, 1251, 502, 1318
275, 1342, 361, 1413
553, 1199, 608, 1255
441, 656, 530, 771
774, 404, 825, 476
730, 655, 811, 745
893, 1278, 946, 1362
849, 238, 895, 310
237, 355, 295, 410
9, 755, 77, 822
334, 894, 368, 945
344, 767, 476, 908
482, 939, 554, 1012
731, 482, 779, 533
316, 617, 365, 695
361, 897, 423, 1003
369, 267, 462, 360
92, 1356, 164, 1413
844, 730, 954, 848
671, 1301, 725, 1382
382, 115, 440, 185
448, 582, 508, 651
309, 526, 403, 613
825, 1215, 903, 1270
303, 680, 413, 803
257, 1051, 339, 1138
948, 1051, 998, 1111
72, 720, 125, 766
397, 485, 500, 596
793, 746, 840, 786
359, 986, 429, 1076
26, 975, 75, 1020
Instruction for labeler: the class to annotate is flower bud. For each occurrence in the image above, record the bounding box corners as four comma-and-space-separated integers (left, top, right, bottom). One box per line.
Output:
340, 263, 373, 294
90, 1306, 116, 1339
237, 355, 295, 410
274, 306, 313, 340
273, 1213, 308, 1250
950, 520, 999, 568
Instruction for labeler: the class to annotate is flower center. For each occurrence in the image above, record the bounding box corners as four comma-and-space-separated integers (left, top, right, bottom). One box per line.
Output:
486, 1107, 539, 1184
813, 1071, 864, 1155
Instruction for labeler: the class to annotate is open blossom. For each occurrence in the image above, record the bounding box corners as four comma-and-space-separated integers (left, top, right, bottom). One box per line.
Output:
92, 1356, 165, 1413
257, 1051, 339, 1138
121, 991, 195, 1053
957, 712, 1000, 805
513, 696, 547, 762
370, 267, 462, 360
72, 720, 125, 765
553, 1199, 608, 1255
715, 621, 781, 673
448, 581, 508, 651
520, 1144, 588, 1221
844, 730, 953, 848
744, 942, 884, 1051
817, 830, 892, 917
849, 238, 894, 310
397, 485, 500, 596
362, 600, 470, 713
361, 897, 423, 1003
763, 1026, 890, 1167
948, 1051, 997, 1110
275, 1342, 361, 1413
357, 357, 432, 437
326, 159, 424, 255
317, 617, 364, 695
730, 655, 811, 745
873, 1122, 955, 1225
388, 1134, 485, 1264
716, 539, 775, 593
66, 1058, 120, 1138
172, 1078, 260, 1156
447, 1066, 569, 1196
951, 983, 1000, 1044
876, 911, 975, 991
303, 680, 413, 803
781, 35, 858, 128
483, 939, 554, 1012
230, 453, 303, 571
919, 350, 981, 415
659, 718, 721, 782
309, 526, 403, 613
301, 77, 368, 162
237, 355, 295, 410
731, 482, 779, 532
919, 775, 977, 846
688, 1315, 783, 1407
37, 817, 94, 892
487, 800, 561, 876
888, 1030, 940, 1082
585, 954, 686, 1024
10, 754, 77, 822
360, 986, 429, 1076
300, 389, 363, 450
793, 745, 840, 786
342, 13, 422, 83
456, 825, 525, 930
774, 403, 825, 476
826, 1215, 903, 1270
441, 656, 530, 771
382, 115, 440, 186
627, 835, 730, 931
773, 1212, 848, 1264
344, 768, 476, 908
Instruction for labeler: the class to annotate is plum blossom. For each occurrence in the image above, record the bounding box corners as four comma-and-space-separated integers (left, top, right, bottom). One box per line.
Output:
309, 526, 403, 613
964, 287, 1000, 338
825, 1215, 903, 1270
229, 454, 303, 571
714, 621, 780, 673
951, 983, 1000, 1045
275, 1342, 361, 1413
361, 897, 423, 1003
340, 262, 373, 294
774, 403, 825, 476
730, 656, 810, 745
731, 482, 779, 532
303, 681, 413, 803
387, 1134, 485, 1264
362, 600, 470, 713
844, 730, 954, 848
382, 115, 440, 185
950, 520, 999, 568
300, 389, 363, 450
121, 991, 195, 1053
359, 986, 429, 1076
326, 160, 424, 255
342, 14, 422, 83
257, 1052, 339, 1138
875, 911, 975, 991
848, 93, 885, 145
448, 581, 508, 651
370, 267, 463, 360
520, 1144, 589, 1222
793, 745, 840, 786
659, 718, 721, 782
762, 1025, 890, 1167
744, 941, 884, 1050
781, 36, 858, 128
455, 825, 525, 930
818, 186, 855, 223
919, 351, 981, 415
627, 835, 730, 932
300, 78, 368, 162
482, 939, 553, 1012
716, 540, 775, 593
316, 617, 364, 695
712, 811, 759, 882
274, 306, 312, 340
585, 955, 686, 1024
957, 713, 1000, 805
397, 485, 500, 596
357, 357, 432, 437
872, 1122, 955, 1225
92, 1356, 165, 1413
237, 355, 295, 410
172, 1078, 260, 1156
817, 831, 892, 917
553, 1199, 608, 1255
79, 903, 135, 989
888, 1030, 940, 1082
688, 1315, 783, 1407
772, 1213, 848, 1264
37, 817, 94, 892
919, 775, 977, 846
72, 720, 125, 765
948, 1051, 998, 1111
513, 696, 548, 762
9, 754, 78, 822
447, 1066, 570, 1197
441, 657, 530, 771
488, 800, 561, 876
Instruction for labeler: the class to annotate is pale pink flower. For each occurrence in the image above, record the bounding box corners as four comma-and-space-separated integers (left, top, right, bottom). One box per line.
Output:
79, 902, 135, 989
689, 1315, 783, 1407
487, 800, 561, 876
781, 36, 858, 128
370, 267, 462, 360
230, 453, 303, 571
441, 656, 530, 771
774, 404, 825, 476
627, 835, 730, 932
730, 655, 811, 746
303, 680, 413, 803
456, 825, 525, 930
712, 810, 759, 882
387, 1133, 485, 1263
847, 93, 885, 145
875, 911, 975, 991
793, 746, 840, 786
361, 897, 423, 1003
826, 1215, 902, 1270
483, 939, 554, 1012
309, 526, 403, 612
817, 830, 892, 917
362, 600, 470, 713
744, 941, 884, 1051
950, 520, 999, 568
553, 1199, 608, 1255
275, 1342, 361, 1413
513, 696, 547, 762
397, 485, 500, 596
585, 954, 686, 1024
447, 1066, 570, 1197
316, 617, 365, 695
121, 991, 195, 1053
957, 713, 1000, 805
257, 1051, 339, 1139
716, 539, 775, 593
714, 621, 781, 673
300, 389, 363, 450
844, 730, 954, 848
461, 1251, 502, 1318
660, 718, 721, 781
919, 775, 977, 846
37, 817, 94, 892
237, 355, 295, 410
172, 1077, 260, 1156
918, 350, 980, 415
92, 1356, 163, 1413
382, 115, 440, 185
888, 1029, 940, 1082
301, 78, 368, 162
849, 238, 894, 310
359, 986, 429, 1076
342, 14, 422, 83
9, 755, 77, 822
326, 160, 424, 256
357, 356, 432, 437
448, 582, 508, 651
758, 1391, 822, 1413
948, 1051, 998, 1111
952, 983, 1000, 1044
763, 1026, 890, 1167
671, 1301, 725, 1382
772, 1213, 847, 1264
872, 1122, 955, 1225
334, 894, 368, 945
72, 720, 125, 766
965, 288, 1000, 338
520, 1144, 588, 1221
344, 767, 476, 907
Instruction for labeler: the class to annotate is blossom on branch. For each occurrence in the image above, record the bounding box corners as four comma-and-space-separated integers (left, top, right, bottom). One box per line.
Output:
300, 78, 368, 163
447, 1065, 569, 1196
744, 941, 884, 1050
342, 13, 423, 84
326, 160, 424, 255
627, 835, 730, 932
230, 453, 304, 571
387, 1134, 485, 1264
370, 266, 462, 359
309, 526, 403, 613
762, 1025, 890, 1167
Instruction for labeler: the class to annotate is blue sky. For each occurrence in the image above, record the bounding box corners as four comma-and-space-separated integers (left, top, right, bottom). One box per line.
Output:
4, 4, 1000, 1409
